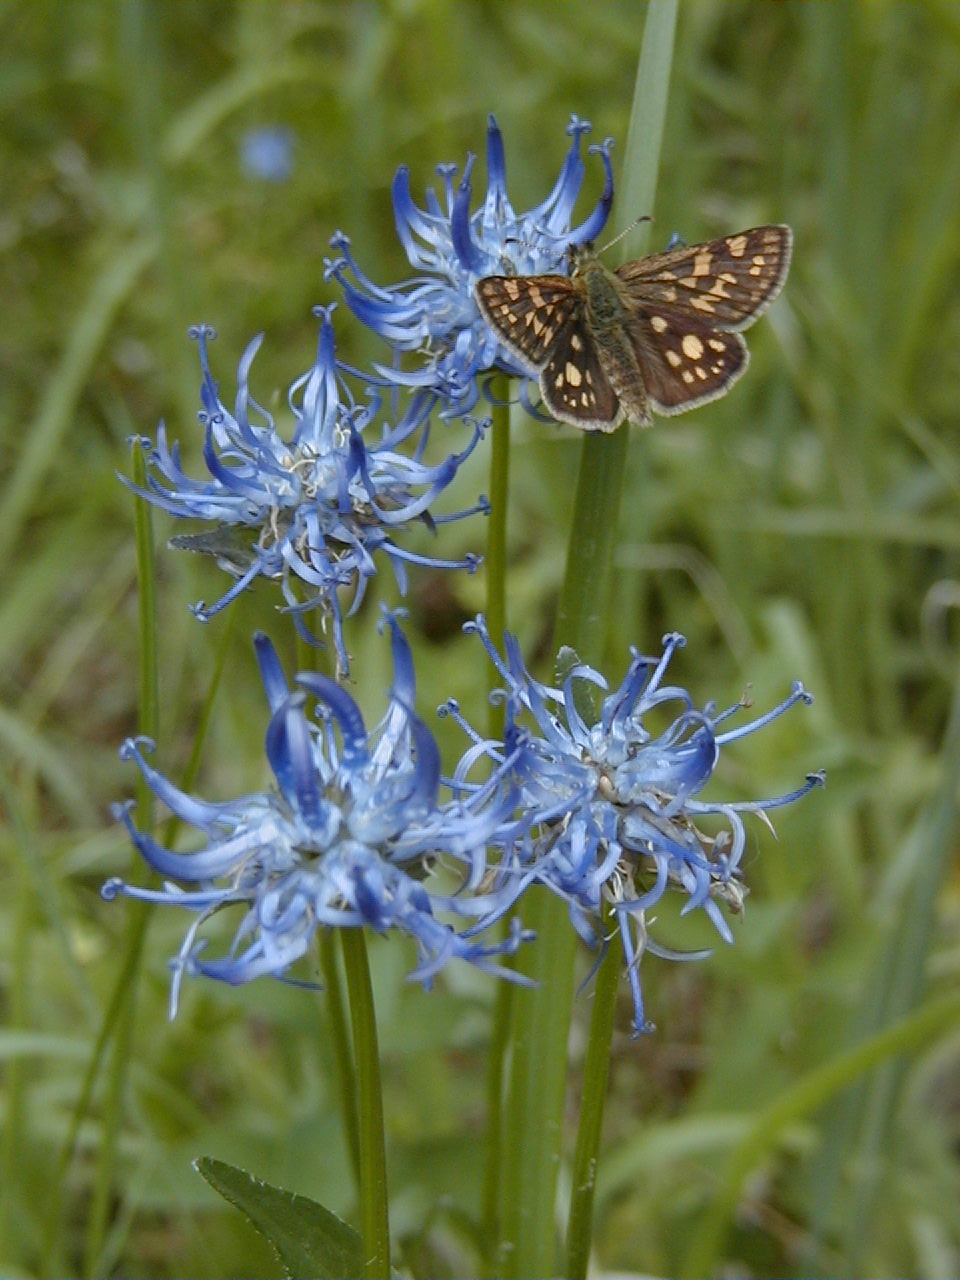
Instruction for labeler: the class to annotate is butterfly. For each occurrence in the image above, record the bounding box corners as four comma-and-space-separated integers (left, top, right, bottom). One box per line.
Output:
474, 225, 792, 432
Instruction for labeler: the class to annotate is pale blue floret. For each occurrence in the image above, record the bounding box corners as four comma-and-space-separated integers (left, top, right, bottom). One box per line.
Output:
449, 617, 824, 1035
240, 125, 295, 182
325, 114, 614, 410
125, 307, 487, 675
103, 615, 529, 1016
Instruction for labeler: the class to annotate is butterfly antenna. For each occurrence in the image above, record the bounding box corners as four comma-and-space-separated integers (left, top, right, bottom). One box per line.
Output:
597, 214, 653, 255
502, 231, 569, 260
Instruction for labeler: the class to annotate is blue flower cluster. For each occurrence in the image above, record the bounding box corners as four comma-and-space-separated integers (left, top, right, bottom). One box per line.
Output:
128, 308, 486, 675
129, 115, 613, 675
106, 607, 820, 1027
108, 115, 820, 1028
104, 615, 529, 1015
326, 114, 613, 410
446, 619, 824, 1033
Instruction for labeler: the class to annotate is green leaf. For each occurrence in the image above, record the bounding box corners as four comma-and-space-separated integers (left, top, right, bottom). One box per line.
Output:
195, 1156, 363, 1280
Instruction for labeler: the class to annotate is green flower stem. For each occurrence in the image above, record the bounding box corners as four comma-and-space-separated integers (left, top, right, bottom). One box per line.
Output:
617, 0, 678, 260
480, 374, 513, 1270
564, 907, 622, 1280
481, 971, 514, 1273
498, 883, 582, 1279
84, 446, 159, 1277
556, 429, 632, 667
297, 601, 362, 1208
485, 374, 511, 736
499, 426, 632, 1280
502, 6, 677, 1274
319, 931, 362, 1194
340, 928, 390, 1280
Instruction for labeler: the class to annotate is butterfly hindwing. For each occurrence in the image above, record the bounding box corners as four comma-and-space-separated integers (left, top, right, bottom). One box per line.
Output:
627, 311, 749, 414
538, 315, 622, 431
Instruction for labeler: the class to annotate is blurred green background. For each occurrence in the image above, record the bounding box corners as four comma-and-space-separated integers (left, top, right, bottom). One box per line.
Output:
3, 1, 960, 1276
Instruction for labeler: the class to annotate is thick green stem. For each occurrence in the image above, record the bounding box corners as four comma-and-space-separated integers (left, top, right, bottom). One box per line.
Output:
320, 931, 362, 1194
480, 972, 514, 1273
498, 426, 632, 1279
479, 375, 513, 1270
617, 1, 678, 257
564, 911, 622, 1280
340, 929, 390, 1280
497, 885, 581, 1278
556, 429, 632, 664
485, 374, 511, 735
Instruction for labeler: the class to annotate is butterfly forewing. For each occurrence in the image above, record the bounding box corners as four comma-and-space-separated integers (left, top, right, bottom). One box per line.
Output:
475, 274, 582, 375
616, 225, 792, 331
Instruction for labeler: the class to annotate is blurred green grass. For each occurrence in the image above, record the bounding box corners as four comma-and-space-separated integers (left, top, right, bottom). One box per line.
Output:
2, 1, 960, 1276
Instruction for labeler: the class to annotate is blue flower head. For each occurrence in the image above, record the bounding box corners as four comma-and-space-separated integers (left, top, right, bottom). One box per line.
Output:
325, 114, 614, 410
103, 615, 528, 1015
126, 307, 487, 676
448, 618, 823, 1035
240, 125, 295, 183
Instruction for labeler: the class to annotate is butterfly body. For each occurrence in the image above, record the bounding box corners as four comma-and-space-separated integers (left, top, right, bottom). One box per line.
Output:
475, 224, 793, 432
576, 254, 656, 426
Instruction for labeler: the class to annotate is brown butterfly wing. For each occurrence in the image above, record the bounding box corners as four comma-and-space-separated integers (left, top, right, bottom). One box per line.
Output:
616, 225, 792, 331
475, 274, 582, 375
625, 312, 749, 414
611, 224, 790, 414
476, 273, 622, 430
538, 318, 622, 431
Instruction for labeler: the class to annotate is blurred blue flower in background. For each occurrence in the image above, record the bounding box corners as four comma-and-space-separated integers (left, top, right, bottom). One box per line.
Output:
326, 114, 614, 410
240, 125, 295, 183
447, 617, 823, 1034
104, 615, 529, 1015
127, 307, 487, 675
